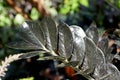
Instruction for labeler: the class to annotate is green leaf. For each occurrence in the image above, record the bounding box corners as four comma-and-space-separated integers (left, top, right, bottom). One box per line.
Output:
14, 14, 25, 25
30, 7, 40, 20
59, 5, 70, 14
19, 77, 34, 80
71, 2, 79, 10
0, 14, 12, 27
79, 0, 89, 7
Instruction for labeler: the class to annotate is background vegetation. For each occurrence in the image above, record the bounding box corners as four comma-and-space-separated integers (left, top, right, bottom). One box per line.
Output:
0, 0, 120, 80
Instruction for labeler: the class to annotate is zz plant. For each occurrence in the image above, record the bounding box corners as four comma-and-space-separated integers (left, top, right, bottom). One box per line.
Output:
0, 17, 120, 80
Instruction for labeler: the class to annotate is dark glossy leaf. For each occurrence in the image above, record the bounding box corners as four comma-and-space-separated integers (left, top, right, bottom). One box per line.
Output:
25, 21, 45, 46
80, 56, 89, 73
104, 63, 120, 80
96, 47, 106, 65
92, 51, 119, 80
8, 17, 59, 58
106, 48, 114, 62
86, 22, 98, 44
83, 37, 98, 73
98, 37, 109, 54
98, 38, 114, 62
92, 63, 108, 79
70, 25, 86, 38
42, 17, 58, 51
19, 22, 47, 51
58, 22, 73, 58
95, 63, 120, 80
7, 40, 42, 50
69, 25, 86, 66
92, 48, 107, 79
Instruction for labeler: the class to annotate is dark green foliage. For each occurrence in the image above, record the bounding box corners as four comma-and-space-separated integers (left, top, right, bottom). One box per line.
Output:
6, 17, 120, 80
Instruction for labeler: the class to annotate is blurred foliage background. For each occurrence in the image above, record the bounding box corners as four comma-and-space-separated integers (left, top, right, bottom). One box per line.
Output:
0, 0, 120, 80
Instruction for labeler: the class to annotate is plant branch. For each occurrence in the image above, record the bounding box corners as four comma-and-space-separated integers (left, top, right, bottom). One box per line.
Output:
0, 54, 22, 78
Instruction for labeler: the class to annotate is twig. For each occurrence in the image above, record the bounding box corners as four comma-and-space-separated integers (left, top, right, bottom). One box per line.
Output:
0, 54, 22, 78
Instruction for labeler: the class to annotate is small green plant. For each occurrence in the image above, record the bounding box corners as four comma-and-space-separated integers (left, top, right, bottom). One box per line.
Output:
0, 17, 120, 80
19, 77, 34, 80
